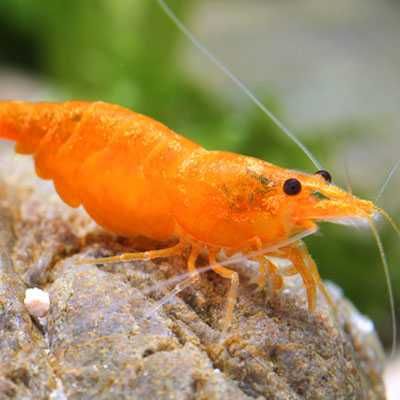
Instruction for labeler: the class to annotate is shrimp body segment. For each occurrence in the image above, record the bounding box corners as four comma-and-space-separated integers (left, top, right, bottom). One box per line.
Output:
0, 101, 199, 240
0, 100, 378, 328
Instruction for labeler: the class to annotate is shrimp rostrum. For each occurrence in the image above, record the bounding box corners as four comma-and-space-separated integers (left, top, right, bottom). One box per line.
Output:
0, 100, 397, 332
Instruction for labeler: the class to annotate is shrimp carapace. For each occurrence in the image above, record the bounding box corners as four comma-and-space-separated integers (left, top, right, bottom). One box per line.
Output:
0, 100, 386, 331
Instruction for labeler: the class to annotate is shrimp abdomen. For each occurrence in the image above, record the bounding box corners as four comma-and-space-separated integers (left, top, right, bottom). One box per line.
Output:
0, 100, 200, 239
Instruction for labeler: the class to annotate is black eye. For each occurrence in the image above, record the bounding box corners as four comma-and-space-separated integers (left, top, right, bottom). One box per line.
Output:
315, 170, 332, 183
283, 178, 302, 195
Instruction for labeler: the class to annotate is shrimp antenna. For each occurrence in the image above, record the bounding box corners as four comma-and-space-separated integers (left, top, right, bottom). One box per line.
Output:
156, 0, 323, 170
343, 156, 353, 194
368, 218, 397, 358
375, 158, 400, 202
377, 207, 400, 238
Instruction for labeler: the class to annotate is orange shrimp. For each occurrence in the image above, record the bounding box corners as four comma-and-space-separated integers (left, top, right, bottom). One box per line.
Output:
0, 99, 395, 334
157, 0, 400, 356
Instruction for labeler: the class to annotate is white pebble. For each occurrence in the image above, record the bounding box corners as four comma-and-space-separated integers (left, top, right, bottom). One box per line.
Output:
24, 287, 50, 317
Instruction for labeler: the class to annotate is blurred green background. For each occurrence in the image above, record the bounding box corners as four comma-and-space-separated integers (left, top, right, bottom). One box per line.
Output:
0, 0, 398, 349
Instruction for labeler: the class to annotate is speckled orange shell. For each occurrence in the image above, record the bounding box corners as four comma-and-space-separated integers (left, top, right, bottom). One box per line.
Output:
0, 101, 200, 240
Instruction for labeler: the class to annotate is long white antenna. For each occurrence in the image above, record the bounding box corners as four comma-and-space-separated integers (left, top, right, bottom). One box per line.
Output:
157, 0, 322, 170
376, 158, 400, 202
368, 219, 397, 358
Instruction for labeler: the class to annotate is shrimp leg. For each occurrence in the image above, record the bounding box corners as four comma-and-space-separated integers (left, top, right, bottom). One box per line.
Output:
249, 236, 284, 292
209, 249, 239, 332
298, 245, 336, 312
142, 245, 202, 319
276, 243, 336, 312
255, 256, 283, 290
187, 245, 200, 274
267, 258, 284, 291
80, 241, 185, 265
270, 243, 317, 311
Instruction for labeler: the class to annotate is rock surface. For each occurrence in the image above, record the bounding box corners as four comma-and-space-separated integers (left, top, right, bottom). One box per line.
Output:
0, 143, 387, 399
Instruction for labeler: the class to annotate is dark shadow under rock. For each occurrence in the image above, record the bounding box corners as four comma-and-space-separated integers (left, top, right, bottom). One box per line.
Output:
0, 147, 387, 399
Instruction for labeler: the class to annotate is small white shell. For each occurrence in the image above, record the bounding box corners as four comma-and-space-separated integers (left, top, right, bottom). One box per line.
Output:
24, 287, 50, 318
